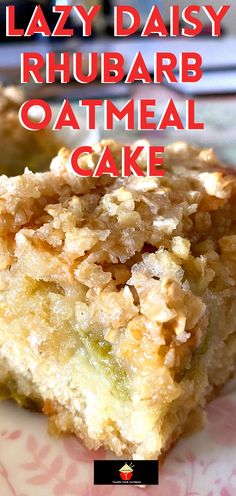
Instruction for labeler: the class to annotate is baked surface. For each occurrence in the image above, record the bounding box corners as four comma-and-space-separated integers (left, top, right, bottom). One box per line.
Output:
0, 141, 236, 459
0, 86, 60, 176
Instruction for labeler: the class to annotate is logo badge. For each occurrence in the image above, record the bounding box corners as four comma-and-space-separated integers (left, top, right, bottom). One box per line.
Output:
94, 460, 159, 485
119, 463, 134, 481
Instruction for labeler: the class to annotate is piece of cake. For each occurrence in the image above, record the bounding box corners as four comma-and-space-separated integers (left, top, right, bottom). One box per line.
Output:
0, 86, 60, 176
0, 141, 236, 460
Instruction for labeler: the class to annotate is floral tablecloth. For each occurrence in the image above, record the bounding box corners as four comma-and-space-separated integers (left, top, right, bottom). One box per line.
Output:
0, 381, 236, 496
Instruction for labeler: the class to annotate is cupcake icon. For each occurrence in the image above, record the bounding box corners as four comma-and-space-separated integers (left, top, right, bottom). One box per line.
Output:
119, 463, 134, 481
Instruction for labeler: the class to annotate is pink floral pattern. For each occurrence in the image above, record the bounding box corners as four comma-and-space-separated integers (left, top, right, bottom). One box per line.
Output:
208, 398, 236, 448
0, 387, 236, 496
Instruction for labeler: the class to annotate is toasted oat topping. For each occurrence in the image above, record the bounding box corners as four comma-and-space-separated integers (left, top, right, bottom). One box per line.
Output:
0, 140, 236, 372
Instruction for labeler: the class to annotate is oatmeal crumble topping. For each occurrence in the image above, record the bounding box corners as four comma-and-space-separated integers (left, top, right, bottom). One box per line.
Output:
0, 140, 235, 368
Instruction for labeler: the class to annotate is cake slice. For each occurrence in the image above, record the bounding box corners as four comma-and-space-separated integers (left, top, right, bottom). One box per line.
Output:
0, 141, 236, 460
0, 86, 60, 176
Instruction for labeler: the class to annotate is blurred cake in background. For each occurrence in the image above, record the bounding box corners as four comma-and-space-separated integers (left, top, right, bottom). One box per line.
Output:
0, 86, 60, 176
